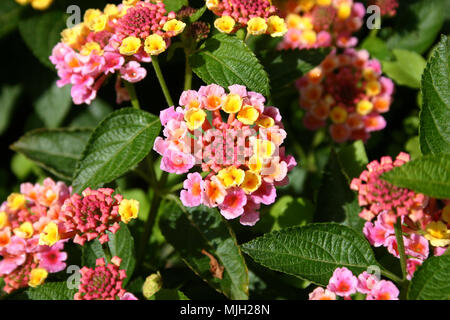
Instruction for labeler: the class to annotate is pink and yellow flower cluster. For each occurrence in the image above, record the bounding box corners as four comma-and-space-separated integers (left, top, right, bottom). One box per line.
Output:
309, 267, 399, 300
351, 152, 450, 278
0, 178, 139, 293
153, 84, 296, 225
297, 48, 394, 142
278, 0, 366, 50
50, 0, 186, 105
0, 178, 70, 293
207, 0, 288, 37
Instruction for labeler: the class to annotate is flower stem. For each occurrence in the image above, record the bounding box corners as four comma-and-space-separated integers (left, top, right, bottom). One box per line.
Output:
381, 269, 403, 284
123, 80, 140, 109
394, 217, 408, 281
151, 55, 174, 107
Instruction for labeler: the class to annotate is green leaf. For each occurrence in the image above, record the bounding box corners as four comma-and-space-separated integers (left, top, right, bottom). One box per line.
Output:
384, 0, 445, 54
11, 153, 35, 180
0, 0, 24, 39
107, 223, 136, 285
190, 33, 270, 97
159, 200, 249, 300
34, 82, 72, 128
81, 239, 106, 268
360, 35, 393, 61
381, 153, 450, 199
19, 10, 67, 69
11, 128, 92, 180
337, 140, 369, 180
419, 35, 450, 155
382, 49, 427, 89
27, 282, 76, 300
242, 223, 379, 286
189, 5, 207, 23
408, 255, 450, 300
314, 149, 365, 232
72, 108, 161, 194
270, 196, 314, 231
264, 48, 330, 90
163, 0, 188, 12
0, 84, 21, 135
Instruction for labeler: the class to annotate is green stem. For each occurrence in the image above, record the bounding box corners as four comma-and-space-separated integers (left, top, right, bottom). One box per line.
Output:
381, 269, 403, 284
184, 52, 193, 91
137, 171, 169, 268
394, 217, 408, 281
123, 80, 140, 109
152, 55, 174, 106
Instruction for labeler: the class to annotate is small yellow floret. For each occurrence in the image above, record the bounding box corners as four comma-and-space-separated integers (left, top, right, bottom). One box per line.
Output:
425, 221, 450, 247
301, 30, 317, 45
123, 0, 139, 6
317, 0, 332, 6
15, 0, 31, 5
29, 268, 48, 288
366, 81, 381, 97
80, 42, 103, 56
163, 19, 186, 36
7, 193, 26, 211
206, 0, 219, 10
184, 108, 207, 130
267, 16, 287, 37
88, 14, 108, 32
256, 116, 275, 128
217, 167, 245, 188
329, 106, 348, 124
104, 4, 119, 18
247, 17, 268, 36
30, 0, 53, 10
298, 0, 315, 12
222, 94, 243, 114
237, 105, 260, 125
0, 212, 8, 229
241, 171, 262, 194
14, 222, 34, 239
39, 222, 60, 246
120, 36, 142, 56
337, 3, 352, 20
214, 16, 235, 34
248, 156, 263, 173
356, 100, 374, 116
119, 199, 140, 224
253, 139, 276, 159
144, 34, 167, 56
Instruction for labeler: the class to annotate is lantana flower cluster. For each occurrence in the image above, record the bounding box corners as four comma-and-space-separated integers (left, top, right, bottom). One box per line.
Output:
0, 178, 70, 293
278, 0, 366, 50
297, 48, 394, 143
206, 0, 288, 37
15, 0, 53, 11
368, 0, 399, 17
351, 152, 450, 279
0, 178, 140, 293
50, 0, 186, 105
75, 256, 137, 300
309, 267, 399, 300
153, 84, 296, 225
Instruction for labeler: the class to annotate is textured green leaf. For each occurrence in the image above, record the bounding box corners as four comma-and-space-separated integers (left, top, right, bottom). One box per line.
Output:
264, 48, 330, 90
107, 223, 136, 285
160, 201, 249, 300
27, 282, 76, 300
408, 255, 450, 300
382, 153, 450, 199
337, 140, 369, 180
163, 0, 188, 12
382, 49, 427, 89
0, 0, 24, 39
384, 0, 445, 54
81, 238, 106, 268
72, 108, 160, 193
0, 84, 21, 135
69, 99, 113, 128
190, 33, 270, 97
360, 35, 393, 61
34, 82, 72, 128
11, 128, 91, 180
419, 35, 450, 155
19, 10, 67, 69
314, 149, 365, 232
270, 196, 314, 231
242, 223, 379, 286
